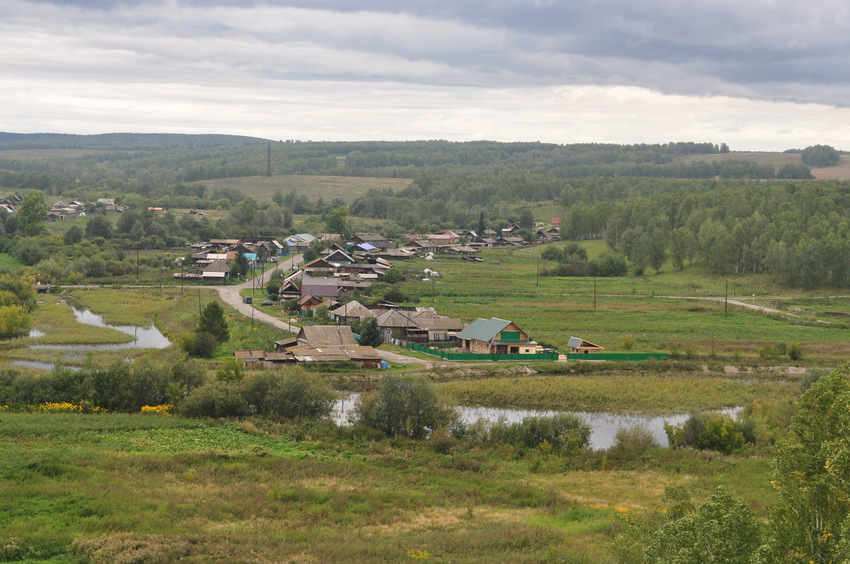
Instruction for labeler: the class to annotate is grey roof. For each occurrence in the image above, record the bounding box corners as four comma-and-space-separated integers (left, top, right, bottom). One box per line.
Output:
330, 300, 374, 320
375, 308, 419, 328
457, 317, 513, 342
297, 325, 357, 346
301, 274, 339, 297
203, 259, 233, 273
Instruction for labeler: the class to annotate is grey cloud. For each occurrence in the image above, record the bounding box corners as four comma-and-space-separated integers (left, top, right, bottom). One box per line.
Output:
5, 0, 850, 109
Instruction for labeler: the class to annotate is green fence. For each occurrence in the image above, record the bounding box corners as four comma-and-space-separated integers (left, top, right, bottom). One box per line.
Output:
566, 352, 668, 361
395, 340, 666, 362
401, 341, 558, 362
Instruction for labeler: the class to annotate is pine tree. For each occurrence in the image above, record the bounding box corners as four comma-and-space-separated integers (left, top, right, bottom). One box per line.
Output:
198, 301, 229, 343
358, 317, 383, 347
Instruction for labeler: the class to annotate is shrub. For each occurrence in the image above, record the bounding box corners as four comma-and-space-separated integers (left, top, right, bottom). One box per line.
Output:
179, 383, 249, 418
622, 334, 635, 351
181, 332, 219, 358
788, 343, 804, 361
264, 371, 336, 420
666, 412, 746, 454
353, 375, 457, 439
502, 413, 591, 453
611, 424, 658, 453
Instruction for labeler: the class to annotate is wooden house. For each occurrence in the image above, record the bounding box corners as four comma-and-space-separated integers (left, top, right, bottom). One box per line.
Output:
566, 336, 604, 355
330, 300, 374, 325
300, 274, 340, 298
457, 317, 538, 355
201, 260, 234, 282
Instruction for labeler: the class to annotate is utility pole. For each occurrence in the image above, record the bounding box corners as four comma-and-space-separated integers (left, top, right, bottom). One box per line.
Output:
593, 277, 597, 310
725, 280, 728, 314
266, 142, 272, 177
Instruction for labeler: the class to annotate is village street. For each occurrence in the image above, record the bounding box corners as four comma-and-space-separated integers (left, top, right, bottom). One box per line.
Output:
211, 254, 434, 366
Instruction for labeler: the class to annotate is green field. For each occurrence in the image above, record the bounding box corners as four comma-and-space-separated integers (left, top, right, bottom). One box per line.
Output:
395, 244, 850, 364
0, 411, 777, 563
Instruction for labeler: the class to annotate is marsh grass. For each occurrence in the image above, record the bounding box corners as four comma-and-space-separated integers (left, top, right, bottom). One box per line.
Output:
436, 372, 797, 414
23, 296, 135, 346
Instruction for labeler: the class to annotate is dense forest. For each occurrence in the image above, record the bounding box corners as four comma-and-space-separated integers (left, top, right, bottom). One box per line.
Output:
0, 133, 847, 287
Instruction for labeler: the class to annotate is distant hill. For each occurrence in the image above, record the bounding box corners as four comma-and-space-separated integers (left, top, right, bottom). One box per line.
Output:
0, 132, 268, 151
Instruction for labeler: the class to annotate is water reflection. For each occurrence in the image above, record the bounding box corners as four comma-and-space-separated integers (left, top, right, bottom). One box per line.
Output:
331, 394, 741, 451
29, 303, 171, 351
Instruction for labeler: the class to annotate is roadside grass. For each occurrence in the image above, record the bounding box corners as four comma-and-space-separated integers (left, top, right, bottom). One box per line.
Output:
0, 411, 777, 563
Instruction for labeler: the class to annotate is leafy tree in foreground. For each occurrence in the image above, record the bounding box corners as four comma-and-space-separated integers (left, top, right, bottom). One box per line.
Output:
613, 486, 762, 564
198, 301, 229, 343
756, 365, 850, 563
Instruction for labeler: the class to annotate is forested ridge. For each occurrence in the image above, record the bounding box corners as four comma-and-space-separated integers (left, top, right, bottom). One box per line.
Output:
0, 133, 847, 287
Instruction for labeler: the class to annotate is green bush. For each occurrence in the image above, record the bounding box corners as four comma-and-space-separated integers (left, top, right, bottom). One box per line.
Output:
502, 414, 591, 453
181, 331, 219, 358
353, 375, 457, 439
611, 424, 658, 453
264, 371, 336, 420
788, 343, 804, 361
666, 412, 746, 454
179, 383, 249, 418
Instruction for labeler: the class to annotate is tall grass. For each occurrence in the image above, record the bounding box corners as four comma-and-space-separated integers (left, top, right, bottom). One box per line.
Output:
0, 411, 777, 563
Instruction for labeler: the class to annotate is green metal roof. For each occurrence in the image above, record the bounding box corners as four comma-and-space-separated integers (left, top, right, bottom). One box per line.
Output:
457, 317, 513, 342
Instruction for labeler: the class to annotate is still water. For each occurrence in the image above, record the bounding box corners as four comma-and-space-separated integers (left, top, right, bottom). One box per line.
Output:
14, 303, 171, 370
29, 303, 171, 351
331, 394, 740, 451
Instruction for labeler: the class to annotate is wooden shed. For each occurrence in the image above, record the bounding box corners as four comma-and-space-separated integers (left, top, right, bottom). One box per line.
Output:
567, 336, 605, 355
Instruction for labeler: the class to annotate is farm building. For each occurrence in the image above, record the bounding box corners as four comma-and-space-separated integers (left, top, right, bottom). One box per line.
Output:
567, 336, 605, 355
457, 317, 538, 355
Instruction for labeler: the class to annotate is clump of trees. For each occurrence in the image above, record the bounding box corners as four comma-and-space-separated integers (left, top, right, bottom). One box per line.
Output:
182, 301, 229, 358
664, 412, 753, 454
180, 367, 336, 420
801, 144, 840, 167
352, 375, 454, 439
540, 242, 628, 277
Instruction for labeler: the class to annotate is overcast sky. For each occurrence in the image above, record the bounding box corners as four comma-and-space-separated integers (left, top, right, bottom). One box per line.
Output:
3, 0, 849, 151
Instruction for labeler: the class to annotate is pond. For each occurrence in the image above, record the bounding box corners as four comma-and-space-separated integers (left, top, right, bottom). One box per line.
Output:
331, 394, 741, 451
13, 303, 171, 370
29, 303, 171, 351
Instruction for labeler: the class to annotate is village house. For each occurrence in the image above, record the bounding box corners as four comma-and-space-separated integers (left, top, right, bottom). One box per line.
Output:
457, 317, 538, 355
297, 325, 358, 346
567, 336, 605, 355
349, 233, 398, 250
330, 300, 374, 325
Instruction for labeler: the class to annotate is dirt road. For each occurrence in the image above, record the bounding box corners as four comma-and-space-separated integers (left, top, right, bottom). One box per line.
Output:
213, 255, 434, 365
